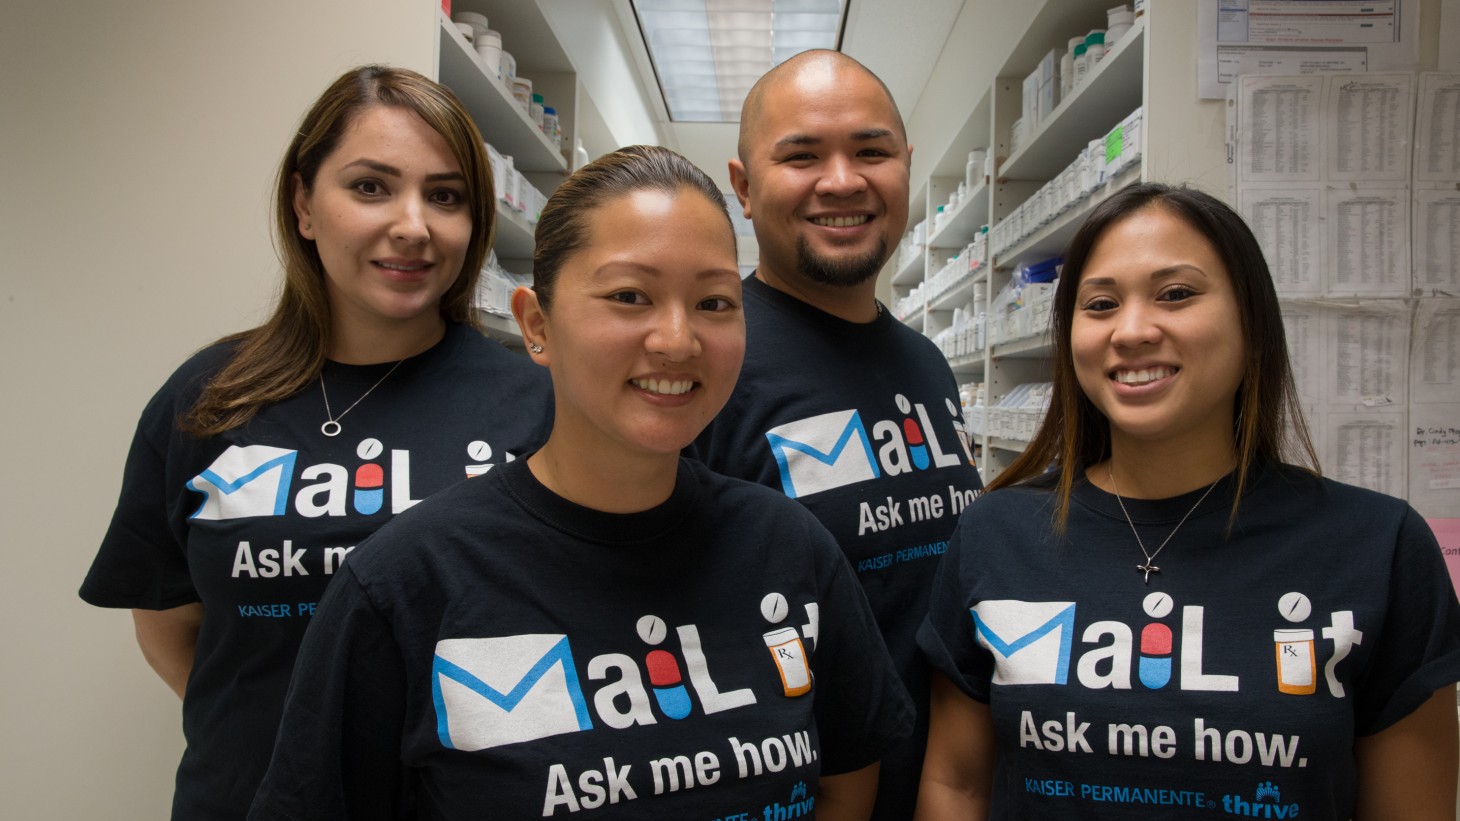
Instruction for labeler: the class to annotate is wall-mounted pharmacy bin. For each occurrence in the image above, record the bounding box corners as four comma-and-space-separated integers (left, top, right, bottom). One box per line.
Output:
888, 0, 1223, 480
435, 1, 618, 344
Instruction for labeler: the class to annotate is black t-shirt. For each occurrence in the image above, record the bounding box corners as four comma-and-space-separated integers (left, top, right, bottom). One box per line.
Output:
80, 323, 553, 821
248, 457, 913, 820
919, 463, 1460, 819
691, 275, 984, 817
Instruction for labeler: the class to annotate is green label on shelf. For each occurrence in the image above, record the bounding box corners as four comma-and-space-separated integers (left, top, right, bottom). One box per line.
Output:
1105, 127, 1124, 164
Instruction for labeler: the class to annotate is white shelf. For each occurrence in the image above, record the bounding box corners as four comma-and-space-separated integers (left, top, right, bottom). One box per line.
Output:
493, 203, 535, 260
992, 333, 1053, 360
898, 1, 1227, 483
1000, 22, 1145, 181
994, 163, 1142, 271
947, 352, 986, 375
928, 267, 989, 313
477, 310, 524, 346
928, 179, 991, 249
898, 309, 927, 332
436, 9, 567, 173
929, 88, 994, 182
892, 252, 925, 286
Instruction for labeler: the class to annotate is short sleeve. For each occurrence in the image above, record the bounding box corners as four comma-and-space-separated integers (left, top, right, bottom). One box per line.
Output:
917, 512, 993, 703
248, 563, 411, 821
1355, 508, 1460, 735
810, 539, 915, 775
79, 383, 198, 609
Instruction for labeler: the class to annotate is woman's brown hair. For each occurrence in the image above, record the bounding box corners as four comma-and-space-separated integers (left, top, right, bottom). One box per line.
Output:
183, 65, 493, 436
988, 182, 1318, 528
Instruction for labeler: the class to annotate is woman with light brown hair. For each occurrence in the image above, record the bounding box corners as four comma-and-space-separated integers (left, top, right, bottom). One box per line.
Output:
79, 64, 550, 820
916, 182, 1460, 819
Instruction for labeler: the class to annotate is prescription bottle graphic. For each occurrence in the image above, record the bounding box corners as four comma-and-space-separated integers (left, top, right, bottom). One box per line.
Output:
764, 626, 812, 697
1274, 628, 1317, 695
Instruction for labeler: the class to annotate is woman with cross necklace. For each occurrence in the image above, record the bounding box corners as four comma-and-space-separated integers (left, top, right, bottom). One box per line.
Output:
915, 182, 1460, 819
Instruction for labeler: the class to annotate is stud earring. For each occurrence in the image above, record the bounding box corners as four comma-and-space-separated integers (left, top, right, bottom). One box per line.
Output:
529, 343, 543, 354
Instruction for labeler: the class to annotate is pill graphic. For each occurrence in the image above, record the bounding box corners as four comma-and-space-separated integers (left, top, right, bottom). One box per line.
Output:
464, 441, 493, 478
903, 418, 931, 470
357, 438, 384, 460
1137, 622, 1172, 689
353, 463, 384, 515
644, 649, 692, 719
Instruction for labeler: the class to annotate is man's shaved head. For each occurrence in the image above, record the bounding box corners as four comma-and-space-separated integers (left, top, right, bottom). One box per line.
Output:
736, 49, 906, 167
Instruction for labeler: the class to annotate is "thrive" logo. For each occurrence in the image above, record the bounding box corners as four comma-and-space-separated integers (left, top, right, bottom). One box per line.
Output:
1221, 781, 1300, 817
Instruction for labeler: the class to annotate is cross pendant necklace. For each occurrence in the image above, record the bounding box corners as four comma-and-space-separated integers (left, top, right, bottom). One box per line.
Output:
1110, 464, 1221, 585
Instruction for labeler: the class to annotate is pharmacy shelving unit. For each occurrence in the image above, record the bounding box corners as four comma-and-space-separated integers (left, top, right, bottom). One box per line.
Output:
435, 0, 619, 344
889, 0, 1221, 480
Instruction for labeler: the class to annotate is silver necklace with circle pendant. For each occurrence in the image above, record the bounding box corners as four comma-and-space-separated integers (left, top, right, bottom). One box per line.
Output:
318, 357, 409, 437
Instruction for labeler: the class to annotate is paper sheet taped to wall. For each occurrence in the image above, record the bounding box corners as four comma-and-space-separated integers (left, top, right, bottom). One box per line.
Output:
1410, 300, 1460, 517
1412, 74, 1460, 295
1283, 299, 1409, 497
1196, 0, 1419, 99
1429, 518, 1460, 595
1252, 73, 1460, 515
1237, 74, 1414, 297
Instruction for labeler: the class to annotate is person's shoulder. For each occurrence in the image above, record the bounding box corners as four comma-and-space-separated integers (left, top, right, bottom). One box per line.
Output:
138, 336, 245, 420
686, 458, 790, 503
343, 467, 504, 576
449, 324, 542, 373
682, 461, 846, 567
1309, 471, 1411, 519
740, 276, 799, 330
431, 325, 552, 412
964, 476, 1057, 522
164, 336, 242, 387
684, 460, 826, 528
885, 314, 955, 363
1259, 463, 1406, 515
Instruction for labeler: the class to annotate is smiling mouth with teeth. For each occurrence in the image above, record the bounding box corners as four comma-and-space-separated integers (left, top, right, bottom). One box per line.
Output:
377, 261, 430, 271
630, 378, 696, 396
810, 215, 871, 228
1114, 367, 1176, 386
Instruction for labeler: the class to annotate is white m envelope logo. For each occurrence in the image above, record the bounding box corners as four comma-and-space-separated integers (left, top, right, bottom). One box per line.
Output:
432, 635, 594, 751
187, 445, 298, 521
764, 410, 881, 499
971, 600, 1077, 685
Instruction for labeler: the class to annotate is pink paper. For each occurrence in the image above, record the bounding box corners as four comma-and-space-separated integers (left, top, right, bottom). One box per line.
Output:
1430, 518, 1460, 595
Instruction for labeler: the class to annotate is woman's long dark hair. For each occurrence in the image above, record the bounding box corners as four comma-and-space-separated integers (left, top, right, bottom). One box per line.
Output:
988, 182, 1318, 529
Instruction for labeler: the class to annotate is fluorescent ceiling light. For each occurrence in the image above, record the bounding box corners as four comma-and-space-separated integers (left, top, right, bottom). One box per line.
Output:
633, 0, 848, 122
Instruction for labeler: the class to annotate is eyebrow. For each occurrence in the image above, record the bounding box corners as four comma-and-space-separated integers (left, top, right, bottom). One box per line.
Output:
593, 261, 741, 280
1078, 264, 1207, 290
773, 128, 897, 150
340, 159, 465, 183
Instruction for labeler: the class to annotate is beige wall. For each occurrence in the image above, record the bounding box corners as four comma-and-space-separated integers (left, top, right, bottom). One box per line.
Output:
0, 0, 433, 816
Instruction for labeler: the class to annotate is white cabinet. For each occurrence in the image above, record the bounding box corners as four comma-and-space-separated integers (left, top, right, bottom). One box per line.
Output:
892, 0, 1221, 480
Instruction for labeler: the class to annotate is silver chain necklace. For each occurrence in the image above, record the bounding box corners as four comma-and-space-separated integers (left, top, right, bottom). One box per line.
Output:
1109, 464, 1221, 584
318, 358, 408, 437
